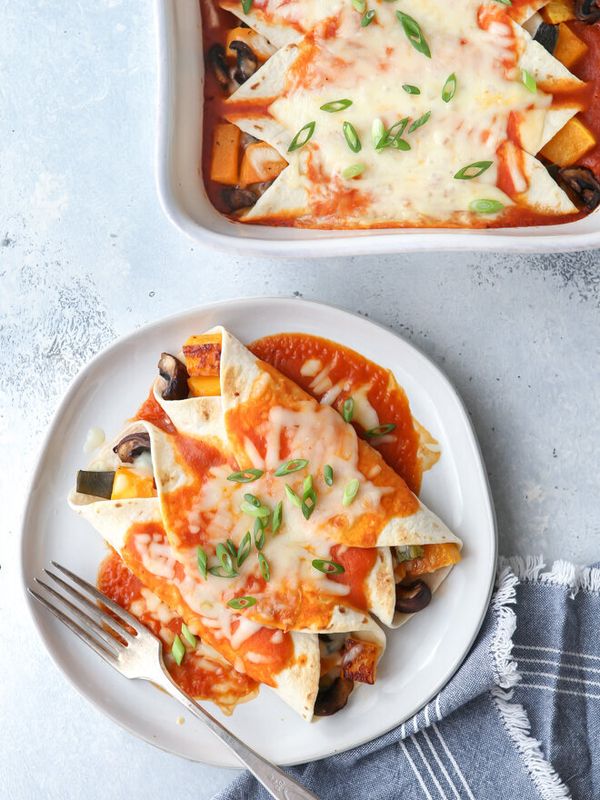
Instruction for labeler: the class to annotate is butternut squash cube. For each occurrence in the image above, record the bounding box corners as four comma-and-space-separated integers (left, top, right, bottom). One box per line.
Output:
111, 467, 156, 500
554, 23, 588, 68
188, 375, 222, 397
239, 142, 287, 187
183, 333, 222, 376
540, 117, 596, 167
210, 123, 241, 186
225, 27, 275, 62
541, 0, 575, 23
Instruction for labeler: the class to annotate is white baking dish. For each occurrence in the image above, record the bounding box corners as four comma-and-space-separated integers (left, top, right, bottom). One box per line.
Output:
155, 0, 600, 257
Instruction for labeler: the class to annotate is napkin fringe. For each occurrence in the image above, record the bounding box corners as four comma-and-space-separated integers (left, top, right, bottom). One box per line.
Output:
491, 563, 572, 800
491, 687, 571, 800
500, 555, 600, 597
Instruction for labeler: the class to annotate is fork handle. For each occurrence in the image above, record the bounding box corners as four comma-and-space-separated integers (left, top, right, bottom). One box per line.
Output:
156, 670, 320, 800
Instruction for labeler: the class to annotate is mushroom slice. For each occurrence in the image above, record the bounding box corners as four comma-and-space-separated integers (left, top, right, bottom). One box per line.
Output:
395, 579, 432, 614
314, 676, 354, 717
533, 22, 558, 55
157, 353, 189, 401
575, 0, 600, 22
557, 166, 600, 210
207, 43, 230, 91
229, 40, 258, 84
113, 432, 151, 464
221, 186, 258, 212
76, 470, 115, 499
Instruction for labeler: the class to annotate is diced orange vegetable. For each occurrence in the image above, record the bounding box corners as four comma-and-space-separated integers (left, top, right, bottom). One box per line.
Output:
554, 23, 588, 69
183, 333, 222, 376
541, 0, 575, 23
225, 27, 275, 62
210, 123, 241, 186
395, 542, 461, 583
111, 467, 156, 500
188, 376, 222, 397
341, 638, 381, 685
239, 142, 288, 187
540, 117, 596, 167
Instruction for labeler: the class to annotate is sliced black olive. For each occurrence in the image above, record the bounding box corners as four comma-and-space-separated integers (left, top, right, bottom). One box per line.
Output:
113, 432, 151, 464
557, 166, 600, 211
395, 579, 432, 614
207, 44, 230, 90
76, 470, 115, 499
221, 186, 258, 212
229, 40, 258, 84
533, 22, 558, 55
157, 353, 189, 401
575, 0, 600, 22
314, 676, 354, 716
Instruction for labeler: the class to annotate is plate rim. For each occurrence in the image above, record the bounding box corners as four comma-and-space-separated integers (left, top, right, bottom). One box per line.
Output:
19, 295, 497, 767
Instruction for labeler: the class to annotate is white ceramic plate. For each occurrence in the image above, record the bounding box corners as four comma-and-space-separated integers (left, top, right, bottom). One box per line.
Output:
155, 0, 600, 256
20, 297, 496, 767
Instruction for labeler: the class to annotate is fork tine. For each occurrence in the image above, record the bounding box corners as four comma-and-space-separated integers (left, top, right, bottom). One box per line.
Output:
34, 578, 125, 653
51, 561, 146, 635
43, 569, 137, 645
28, 587, 119, 669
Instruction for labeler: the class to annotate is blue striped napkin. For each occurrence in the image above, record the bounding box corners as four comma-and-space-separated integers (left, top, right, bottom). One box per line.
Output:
214, 557, 600, 800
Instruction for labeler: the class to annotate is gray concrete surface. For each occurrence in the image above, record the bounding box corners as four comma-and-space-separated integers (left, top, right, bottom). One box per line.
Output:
1, 2, 599, 798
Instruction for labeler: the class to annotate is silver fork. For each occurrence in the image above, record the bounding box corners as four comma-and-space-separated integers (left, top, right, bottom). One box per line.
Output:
29, 562, 319, 800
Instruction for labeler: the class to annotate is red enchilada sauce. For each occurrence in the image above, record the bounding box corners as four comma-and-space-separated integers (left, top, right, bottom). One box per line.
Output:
250, 332, 427, 494
97, 550, 257, 708
200, 0, 600, 227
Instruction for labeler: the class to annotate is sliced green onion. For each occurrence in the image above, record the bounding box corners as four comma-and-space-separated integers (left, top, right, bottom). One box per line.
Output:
197, 546, 208, 579
352, 0, 366, 11
396, 11, 431, 58
241, 0, 253, 13
227, 595, 257, 610
469, 198, 505, 214
396, 544, 425, 563
312, 558, 345, 575
274, 458, 309, 477
521, 69, 537, 94
408, 111, 431, 134
302, 488, 317, 520
343, 121, 362, 153
216, 542, 236, 574
181, 623, 197, 648
225, 539, 237, 561
454, 161, 493, 180
494, 0, 512, 6
361, 9, 376, 25
388, 118, 409, 138
342, 397, 354, 422
240, 500, 271, 518
288, 122, 316, 152
258, 553, 271, 582
227, 468, 263, 483
303, 474, 314, 494
254, 518, 266, 551
272, 500, 283, 533
442, 73, 457, 103
402, 84, 421, 95
320, 99, 353, 113
324, 464, 334, 486
243, 493, 261, 507
208, 565, 237, 578
392, 138, 411, 151
365, 423, 396, 437
285, 484, 302, 507
342, 478, 360, 506
171, 634, 185, 665
342, 163, 366, 179
237, 531, 252, 566
372, 118, 386, 149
